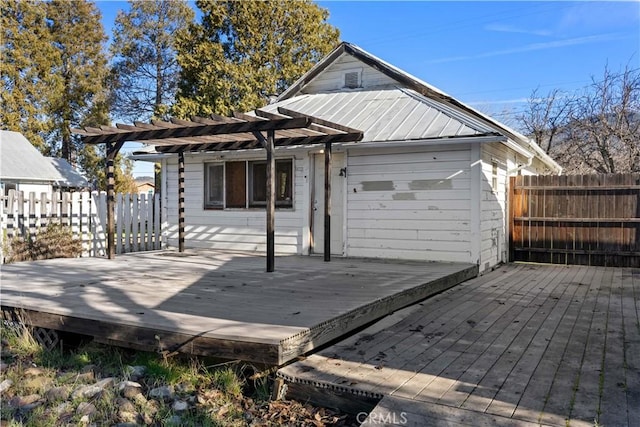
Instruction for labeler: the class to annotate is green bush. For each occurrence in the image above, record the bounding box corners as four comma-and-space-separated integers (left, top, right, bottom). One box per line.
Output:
4, 222, 82, 263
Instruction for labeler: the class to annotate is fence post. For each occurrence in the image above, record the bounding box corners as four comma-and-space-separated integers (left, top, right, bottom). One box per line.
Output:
79, 192, 91, 257
139, 193, 147, 251
154, 193, 161, 250
132, 194, 139, 252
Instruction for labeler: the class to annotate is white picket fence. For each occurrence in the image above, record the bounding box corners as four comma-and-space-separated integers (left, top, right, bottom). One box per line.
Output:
0, 190, 161, 262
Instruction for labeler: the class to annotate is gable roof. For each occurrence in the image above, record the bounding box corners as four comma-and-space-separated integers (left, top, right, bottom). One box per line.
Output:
0, 130, 89, 187
0, 130, 60, 182
278, 42, 561, 172
47, 157, 90, 188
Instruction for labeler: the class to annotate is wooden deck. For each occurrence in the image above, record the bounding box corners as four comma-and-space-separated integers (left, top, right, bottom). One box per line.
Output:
0, 251, 477, 366
278, 263, 640, 426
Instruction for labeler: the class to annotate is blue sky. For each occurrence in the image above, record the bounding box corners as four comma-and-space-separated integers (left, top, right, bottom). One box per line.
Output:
96, 1, 640, 177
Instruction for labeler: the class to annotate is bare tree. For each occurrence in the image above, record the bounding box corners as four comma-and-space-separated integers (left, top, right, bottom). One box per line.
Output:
518, 88, 572, 154
518, 65, 640, 174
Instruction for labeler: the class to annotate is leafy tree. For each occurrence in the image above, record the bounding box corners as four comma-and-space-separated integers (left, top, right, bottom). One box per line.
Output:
173, 0, 340, 117
1, 0, 61, 152
518, 65, 640, 174
80, 146, 138, 193
46, 0, 111, 163
1, 0, 137, 191
110, 0, 194, 122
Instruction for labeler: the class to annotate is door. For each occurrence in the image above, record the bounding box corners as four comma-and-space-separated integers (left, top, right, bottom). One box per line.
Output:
312, 152, 344, 255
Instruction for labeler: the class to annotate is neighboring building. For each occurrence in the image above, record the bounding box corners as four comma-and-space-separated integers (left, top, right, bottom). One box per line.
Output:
0, 130, 89, 195
135, 177, 155, 195
132, 43, 561, 272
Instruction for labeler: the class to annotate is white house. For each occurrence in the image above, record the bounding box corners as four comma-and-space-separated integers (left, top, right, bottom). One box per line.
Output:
1, 130, 89, 196
132, 43, 561, 272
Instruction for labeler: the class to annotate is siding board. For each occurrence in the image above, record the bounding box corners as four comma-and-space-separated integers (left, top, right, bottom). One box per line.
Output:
346, 145, 472, 263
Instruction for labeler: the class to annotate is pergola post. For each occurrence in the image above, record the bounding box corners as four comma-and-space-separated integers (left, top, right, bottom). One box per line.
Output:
324, 141, 332, 261
266, 130, 275, 272
178, 151, 185, 252
106, 143, 116, 259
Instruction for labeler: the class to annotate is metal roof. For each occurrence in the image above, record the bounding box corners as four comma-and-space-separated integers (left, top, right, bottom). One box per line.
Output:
0, 130, 60, 182
47, 158, 90, 188
260, 87, 499, 143
0, 130, 90, 187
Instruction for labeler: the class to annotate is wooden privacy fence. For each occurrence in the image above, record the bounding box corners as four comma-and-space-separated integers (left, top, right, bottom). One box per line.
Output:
509, 174, 640, 267
1, 190, 161, 262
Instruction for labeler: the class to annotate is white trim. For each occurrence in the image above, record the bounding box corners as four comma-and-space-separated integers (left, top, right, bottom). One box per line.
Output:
341, 135, 508, 151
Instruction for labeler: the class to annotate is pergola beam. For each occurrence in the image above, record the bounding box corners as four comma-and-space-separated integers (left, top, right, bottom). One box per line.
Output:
80, 117, 312, 145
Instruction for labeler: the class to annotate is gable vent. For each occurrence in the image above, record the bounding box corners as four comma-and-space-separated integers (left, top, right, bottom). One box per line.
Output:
344, 71, 360, 89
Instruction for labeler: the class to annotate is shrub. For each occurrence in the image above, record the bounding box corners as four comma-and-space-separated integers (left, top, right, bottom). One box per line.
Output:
3, 222, 82, 263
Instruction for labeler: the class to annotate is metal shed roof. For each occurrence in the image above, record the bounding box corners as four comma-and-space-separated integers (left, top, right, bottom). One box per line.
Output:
0, 130, 60, 182
259, 87, 499, 143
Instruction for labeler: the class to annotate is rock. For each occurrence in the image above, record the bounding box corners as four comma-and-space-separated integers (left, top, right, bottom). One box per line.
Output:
23, 367, 46, 377
118, 380, 142, 398
172, 400, 188, 412
45, 386, 70, 402
76, 371, 95, 383
118, 410, 139, 424
114, 423, 138, 427
144, 399, 160, 416
149, 385, 173, 401
71, 384, 103, 400
133, 393, 148, 406
23, 376, 49, 391
0, 379, 13, 393
10, 394, 41, 408
76, 401, 97, 417
52, 401, 73, 415
94, 377, 116, 389
79, 414, 90, 424
116, 397, 136, 413
0, 361, 8, 371
125, 365, 146, 380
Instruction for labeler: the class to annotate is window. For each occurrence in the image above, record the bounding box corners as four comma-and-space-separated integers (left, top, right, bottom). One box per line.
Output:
204, 164, 224, 208
204, 159, 293, 209
249, 160, 292, 207
491, 160, 499, 192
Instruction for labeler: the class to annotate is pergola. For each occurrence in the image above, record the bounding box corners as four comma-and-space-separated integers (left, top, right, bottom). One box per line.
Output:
71, 108, 363, 272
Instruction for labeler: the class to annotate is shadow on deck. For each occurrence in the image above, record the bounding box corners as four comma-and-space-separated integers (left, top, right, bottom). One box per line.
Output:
278, 264, 640, 426
0, 250, 477, 366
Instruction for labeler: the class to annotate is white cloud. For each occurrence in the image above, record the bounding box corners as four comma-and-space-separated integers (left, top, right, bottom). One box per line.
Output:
484, 23, 552, 37
426, 33, 629, 64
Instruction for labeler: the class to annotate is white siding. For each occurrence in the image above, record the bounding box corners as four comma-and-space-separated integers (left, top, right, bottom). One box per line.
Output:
345, 144, 473, 263
164, 153, 309, 254
302, 53, 396, 94
479, 142, 509, 271
13, 182, 52, 195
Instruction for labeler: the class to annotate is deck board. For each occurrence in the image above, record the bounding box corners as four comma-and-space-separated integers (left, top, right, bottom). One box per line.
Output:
279, 264, 640, 426
0, 250, 476, 365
